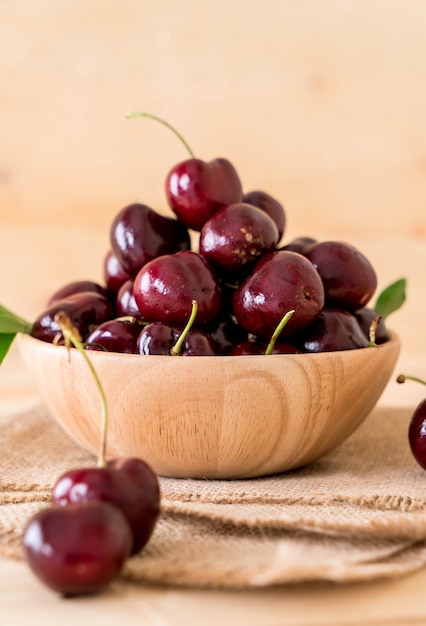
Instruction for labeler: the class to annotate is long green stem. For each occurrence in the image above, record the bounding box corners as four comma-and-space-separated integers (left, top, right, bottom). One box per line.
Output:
170, 300, 198, 356
264, 310, 295, 355
125, 112, 195, 159
54, 312, 108, 468
396, 374, 426, 386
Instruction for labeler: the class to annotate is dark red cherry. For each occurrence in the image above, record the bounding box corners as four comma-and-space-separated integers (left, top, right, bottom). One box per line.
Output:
166, 158, 243, 231
233, 251, 324, 339
48, 280, 109, 306
354, 307, 389, 344
31, 292, 115, 344
304, 240, 377, 311
22, 501, 132, 596
110, 203, 191, 277
242, 190, 286, 240
199, 203, 279, 277
52, 459, 160, 556
85, 319, 142, 353
230, 341, 301, 355
115, 279, 144, 320
207, 317, 248, 355
133, 251, 222, 327
408, 399, 426, 470
296, 306, 369, 352
137, 322, 217, 356
103, 250, 131, 296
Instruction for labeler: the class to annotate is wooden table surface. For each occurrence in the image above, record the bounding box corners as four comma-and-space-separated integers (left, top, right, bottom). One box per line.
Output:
1, 226, 425, 626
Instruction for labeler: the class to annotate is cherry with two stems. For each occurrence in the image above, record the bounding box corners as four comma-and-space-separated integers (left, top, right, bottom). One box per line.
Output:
396, 374, 426, 470
23, 313, 160, 596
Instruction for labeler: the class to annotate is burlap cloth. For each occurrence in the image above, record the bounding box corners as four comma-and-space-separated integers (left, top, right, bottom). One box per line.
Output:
1, 402, 426, 588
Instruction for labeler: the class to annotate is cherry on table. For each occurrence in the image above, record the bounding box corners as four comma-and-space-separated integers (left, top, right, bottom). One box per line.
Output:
397, 375, 426, 471
22, 501, 132, 597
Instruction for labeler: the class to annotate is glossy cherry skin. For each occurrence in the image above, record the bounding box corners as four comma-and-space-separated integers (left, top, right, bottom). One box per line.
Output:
22, 501, 132, 596
115, 279, 144, 320
354, 307, 389, 344
199, 203, 279, 277
133, 251, 222, 327
296, 306, 369, 352
207, 317, 248, 355
31, 292, 115, 344
230, 341, 301, 355
85, 319, 142, 353
408, 399, 426, 470
166, 158, 243, 231
52, 458, 160, 556
233, 251, 324, 339
103, 250, 131, 296
47, 280, 109, 306
110, 203, 191, 277
304, 240, 377, 311
242, 190, 286, 240
137, 322, 217, 356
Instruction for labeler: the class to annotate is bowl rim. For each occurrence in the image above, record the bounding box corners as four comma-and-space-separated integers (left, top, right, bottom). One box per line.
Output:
16, 329, 400, 363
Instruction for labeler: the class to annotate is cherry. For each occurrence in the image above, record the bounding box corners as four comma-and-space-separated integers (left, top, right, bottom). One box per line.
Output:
31, 292, 115, 344
103, 250, 131, 296
85, 319, 142, 353
47, 280, 109, 306
233, 250, 324, 339
115, 279, 144, 320
207, 317, 248, 355
304, 240, 377, 311
230, 341, 300, 355
396, 375, 426, 470
127, 112, 243, 231
133, 250, 222, 327
23, 313, 161, 595
295, 306, 369, 352
230, 309, 299, 355
354, 307, 388, 345
199, 203, 279, 277
242, 190, 286, 240
137, 300, 218, 356
52, 458, 160, 556
22, 501, 132, 597
110, 203, 191, 277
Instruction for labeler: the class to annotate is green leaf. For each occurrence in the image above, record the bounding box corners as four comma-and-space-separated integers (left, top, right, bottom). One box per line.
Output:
374, 278, 407, 319
0, 333, 16, 365
0, 304, 32, 365
0, 304, 32, 334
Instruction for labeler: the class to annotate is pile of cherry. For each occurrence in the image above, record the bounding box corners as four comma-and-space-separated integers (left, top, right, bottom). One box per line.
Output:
22, 114, 418, 598
31, 148, 386, 357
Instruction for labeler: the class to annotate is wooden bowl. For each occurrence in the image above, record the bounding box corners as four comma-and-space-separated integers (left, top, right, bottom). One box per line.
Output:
17, 332, 400, 479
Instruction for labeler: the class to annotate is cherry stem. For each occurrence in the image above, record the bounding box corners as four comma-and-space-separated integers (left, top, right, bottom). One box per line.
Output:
125, 112, 195, 159
396, 374, 426, 386
170, 300, 198, 356
368, 315, 382, 347
54, 312, 108, 469
264, 310, 295, 355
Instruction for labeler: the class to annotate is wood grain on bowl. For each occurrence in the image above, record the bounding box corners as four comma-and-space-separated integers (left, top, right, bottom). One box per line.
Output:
17, 333, 400, 479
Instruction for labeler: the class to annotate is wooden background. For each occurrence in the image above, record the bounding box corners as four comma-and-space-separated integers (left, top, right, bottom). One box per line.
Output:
0, 0, 425, 358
